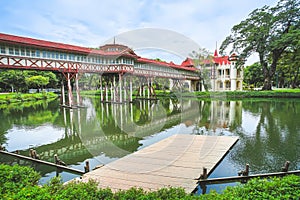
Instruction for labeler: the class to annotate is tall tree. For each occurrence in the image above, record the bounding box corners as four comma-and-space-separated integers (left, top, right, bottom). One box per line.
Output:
220, 0, 300, 90
244, 62, 264, 88
189, 47, 213, 91
25, 75, 49, 92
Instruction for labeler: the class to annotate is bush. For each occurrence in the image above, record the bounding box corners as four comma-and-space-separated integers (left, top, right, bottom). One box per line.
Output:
0, 164, 299, 199
200, 175, 300, 200
0, 164, 41, 197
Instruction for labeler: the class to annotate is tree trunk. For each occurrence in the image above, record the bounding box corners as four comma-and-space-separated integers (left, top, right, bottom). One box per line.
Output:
262, 76, 272, 90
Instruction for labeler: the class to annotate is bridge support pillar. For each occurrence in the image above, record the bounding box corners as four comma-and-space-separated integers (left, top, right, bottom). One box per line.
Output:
119, 73, 122, 103
113, 75, 116, 102
130, 77, 133, 102
105, 84, 108, 102
75, 73, 80, 106
61, 79, 65, 105
100, 74, 104, 102
67, 73, 73, 106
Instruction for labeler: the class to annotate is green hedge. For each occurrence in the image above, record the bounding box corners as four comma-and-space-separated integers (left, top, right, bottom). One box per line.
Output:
0, 92, 58, 104
1, 164, 299, 199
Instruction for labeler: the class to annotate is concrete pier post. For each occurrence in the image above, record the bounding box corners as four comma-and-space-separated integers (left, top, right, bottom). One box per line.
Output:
100, 75, 103, 102
75, 73, 80, 106
113, 75, 116, 102
105, 84, 108, 102
119, 73, 122, 103
147, 78, 150, 99
61, 79, 65, 105
130, 77, 133, 102
67, 73, 73, 106
124, 76, 127, 102
110, 80, 113, 103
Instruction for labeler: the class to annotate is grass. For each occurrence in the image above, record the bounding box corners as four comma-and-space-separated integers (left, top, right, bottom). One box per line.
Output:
0, 92, 58, 104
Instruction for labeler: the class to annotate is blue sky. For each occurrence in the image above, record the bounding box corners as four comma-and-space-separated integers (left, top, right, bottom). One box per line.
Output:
1, 0, 277, 64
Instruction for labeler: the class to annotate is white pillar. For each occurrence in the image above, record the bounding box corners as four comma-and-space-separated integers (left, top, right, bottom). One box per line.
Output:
61, 79, 65, 105
147, 78, 150, 99
169, 79, 173, 90
130, 77, 133, 102
119, 74, 122, 103
110, 82, 113, 102
113, 75, 116, 102
75, 73, 80, 106
105, 84, 108, 102
67, 73, 73, 106
100, 75, 103, 102
124, 77, 127, 102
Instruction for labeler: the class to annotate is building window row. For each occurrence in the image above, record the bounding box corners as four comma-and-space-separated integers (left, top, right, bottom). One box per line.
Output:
0, 44, 134, 65
135, 63, 179, 74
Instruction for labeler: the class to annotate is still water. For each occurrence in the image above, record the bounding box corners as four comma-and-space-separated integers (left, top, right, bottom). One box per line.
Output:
0, 97, 299, 193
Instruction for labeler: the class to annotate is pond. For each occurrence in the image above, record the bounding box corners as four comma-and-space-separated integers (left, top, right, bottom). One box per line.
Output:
0, 96, 299, 193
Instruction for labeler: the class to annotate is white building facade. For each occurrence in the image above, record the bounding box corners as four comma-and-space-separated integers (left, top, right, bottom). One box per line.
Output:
205, 51, 244, 91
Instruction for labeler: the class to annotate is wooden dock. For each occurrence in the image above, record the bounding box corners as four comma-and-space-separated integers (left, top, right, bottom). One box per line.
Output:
81, 134, 239, 193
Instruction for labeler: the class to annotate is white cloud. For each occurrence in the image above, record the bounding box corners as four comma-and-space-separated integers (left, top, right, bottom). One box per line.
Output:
0, 0, 277, 64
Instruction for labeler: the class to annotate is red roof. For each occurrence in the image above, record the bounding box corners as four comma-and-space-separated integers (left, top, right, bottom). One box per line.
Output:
213, 56, 230, 65
181, 58, 194, 67
137, 57, 197, 72
214, 49, 218, 57
0, 32, 197, 71
0, 33, 138, 58
0, 32, 91, 54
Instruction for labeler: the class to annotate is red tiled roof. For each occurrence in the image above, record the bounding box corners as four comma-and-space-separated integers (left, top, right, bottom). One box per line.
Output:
181, 58, 194, 67
137, 57, 197, 72
213, 56, 230, 65
0, 32, 91, 53
0, 32, 197, 71
214, 49, 218, 57
0, 33, 138, 58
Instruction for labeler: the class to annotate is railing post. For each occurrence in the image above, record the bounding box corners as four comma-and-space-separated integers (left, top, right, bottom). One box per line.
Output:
238, 164, 249, 183
84, 160, 90, 173
281, 161, 290, 172
199, 167, 208, 194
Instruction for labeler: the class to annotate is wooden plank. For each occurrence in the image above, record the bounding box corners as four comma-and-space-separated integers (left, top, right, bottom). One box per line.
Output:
81, 134, 239, 193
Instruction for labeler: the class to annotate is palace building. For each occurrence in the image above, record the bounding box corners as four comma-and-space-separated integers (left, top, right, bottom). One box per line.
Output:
202, 50, 244, 91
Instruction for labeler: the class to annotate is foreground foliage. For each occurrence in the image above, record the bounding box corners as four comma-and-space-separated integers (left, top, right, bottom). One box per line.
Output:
0, 164, 299, 199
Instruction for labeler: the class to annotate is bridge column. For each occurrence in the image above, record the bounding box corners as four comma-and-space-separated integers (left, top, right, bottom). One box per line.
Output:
61, 79, 65, 105
110, 80, 113, 102
113, 75, 116, 102
119, 73, 122, 103
75, 73, 80, 106
100, 74, 104, 102
105, 84, 108, 102
124, 76, 127, 102
130, 76, 133, 102
147, 78, 150, 99
67, 73, 73, 106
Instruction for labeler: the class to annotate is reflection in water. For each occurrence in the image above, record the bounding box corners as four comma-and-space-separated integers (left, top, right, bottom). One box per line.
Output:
0, 98, 299, 189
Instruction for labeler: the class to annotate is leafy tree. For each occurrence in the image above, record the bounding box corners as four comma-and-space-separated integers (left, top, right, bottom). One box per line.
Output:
276, 43, 300, 88
25, 75, 49, 91
189, 47, 213, 91
0, 70, 26, 92
244, 62, 264, 88
220, 0, 300, 90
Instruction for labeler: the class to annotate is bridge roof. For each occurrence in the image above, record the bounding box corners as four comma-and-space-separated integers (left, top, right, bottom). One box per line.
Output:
0, 32, 91, 54
137, 57, 197, 72
0, 33, 137, 58
0, 32, 198, 71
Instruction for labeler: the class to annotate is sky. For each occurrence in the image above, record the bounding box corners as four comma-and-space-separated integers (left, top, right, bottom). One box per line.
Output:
0, 0, 278, 65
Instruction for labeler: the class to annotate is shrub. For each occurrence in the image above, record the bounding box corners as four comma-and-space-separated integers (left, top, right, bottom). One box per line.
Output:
1, 164, 299, 200
0, 164, 41, 196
